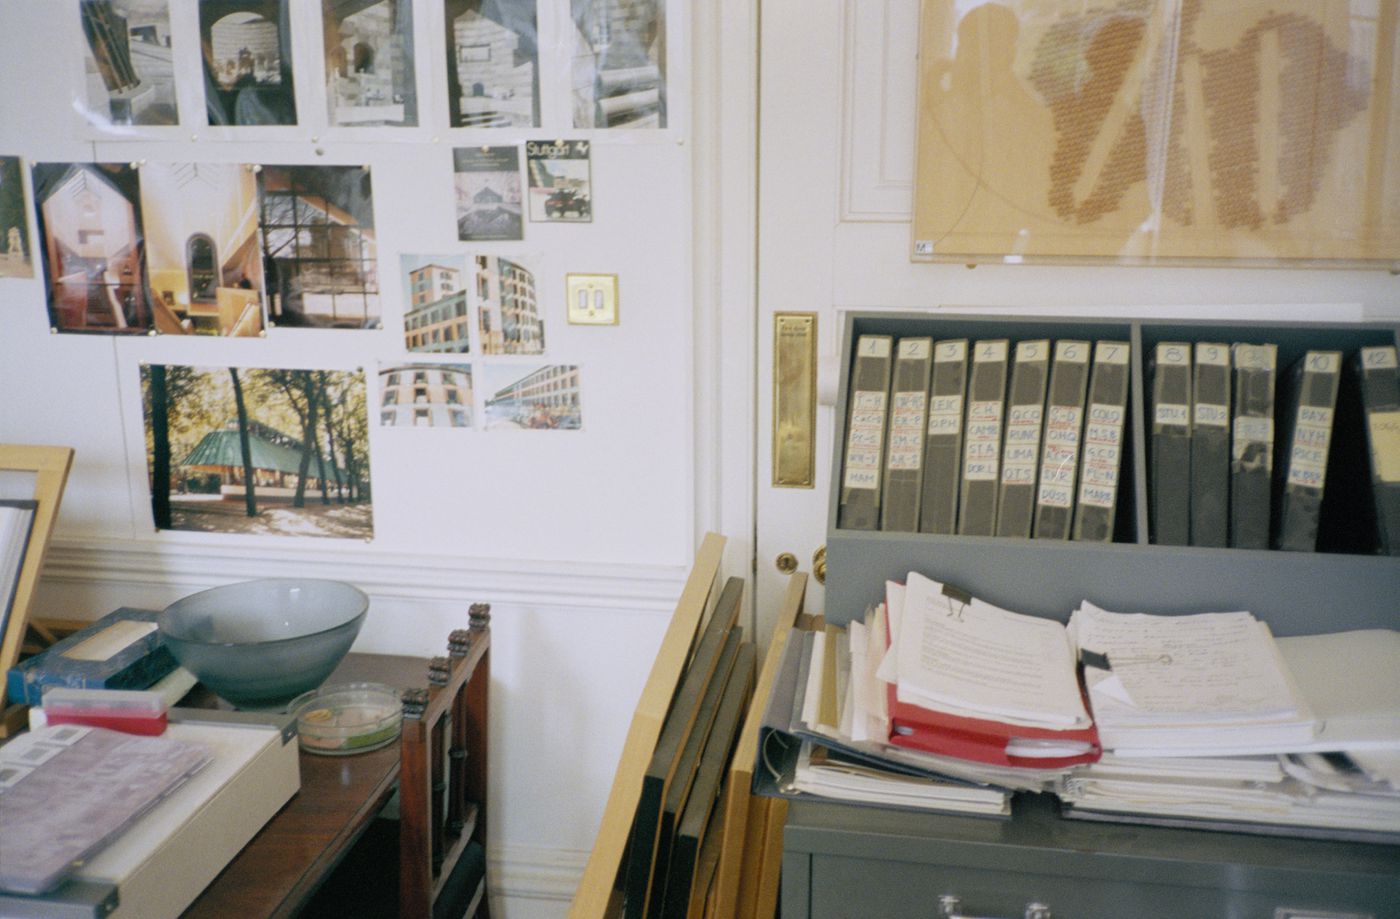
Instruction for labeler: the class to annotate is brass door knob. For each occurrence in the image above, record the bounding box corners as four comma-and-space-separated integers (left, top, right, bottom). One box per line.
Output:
812, 546, 827, 584
775, 552, 798, 574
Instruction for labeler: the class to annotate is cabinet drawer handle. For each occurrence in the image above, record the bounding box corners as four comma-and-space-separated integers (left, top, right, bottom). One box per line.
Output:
938, 895, 1051, 919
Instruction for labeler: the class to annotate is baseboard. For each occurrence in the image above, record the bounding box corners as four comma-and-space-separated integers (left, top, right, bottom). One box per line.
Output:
491, 843, 588, 904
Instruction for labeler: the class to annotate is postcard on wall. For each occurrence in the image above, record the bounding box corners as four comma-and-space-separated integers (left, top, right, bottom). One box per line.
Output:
525, 139, 591, 222
0, 157, 32, 279
199, 0, 298, 126
257, 164, 380, 329
378, 362, 474, 428
323, 0, 418, 127
31, 162, 152, 334
139, 163, 266, 337
483, 364, 580, 430
454, 146, 523, 241
472, 253, 544, 355
400, 253, 471, 354
446, 0, 539, 128
141, 363, 373, 539
569, 0, 665, 128
78, 0, 181, 128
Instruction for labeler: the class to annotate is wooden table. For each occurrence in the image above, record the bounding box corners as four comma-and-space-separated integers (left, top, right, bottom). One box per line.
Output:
181, 652, 426, 919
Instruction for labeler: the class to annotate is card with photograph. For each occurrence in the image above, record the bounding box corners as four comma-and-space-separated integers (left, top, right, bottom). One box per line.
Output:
401, 254, 471, 353
32, 162, 152, 334
446, 0, 539, 128
473, 254, 544, 355
323, 0, 418, 127
454, 147, 523, 241
378, 362, 474, 428
0, 157, 32, 279
483, 364, 580, 430
142, 364, 373, 538
199, 0, 298, 126
525, 139, 591, 222
140, 163, 266, 337
257, 164, 380, 329
79, 0, 181, 128
570, 0, 665, 128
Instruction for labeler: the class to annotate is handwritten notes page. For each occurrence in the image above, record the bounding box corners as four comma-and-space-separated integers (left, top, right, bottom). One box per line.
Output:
894, 572, 1090, 728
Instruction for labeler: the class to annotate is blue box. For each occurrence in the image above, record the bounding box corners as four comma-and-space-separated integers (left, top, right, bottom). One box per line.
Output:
5, 608, 177, 706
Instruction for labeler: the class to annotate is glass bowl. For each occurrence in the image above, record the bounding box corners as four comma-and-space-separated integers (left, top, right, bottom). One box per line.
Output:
290, 682, 402, 755
158, 578, 368, 709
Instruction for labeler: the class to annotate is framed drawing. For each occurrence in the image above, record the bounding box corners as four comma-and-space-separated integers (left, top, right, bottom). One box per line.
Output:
912, 0, 1400, 267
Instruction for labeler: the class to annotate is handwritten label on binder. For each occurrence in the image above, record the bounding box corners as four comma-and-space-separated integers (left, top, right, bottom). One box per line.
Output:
1079, 403, 1124, 508
887, 390, 927, 471
1038, 405, 1083, 507
1287, 406, 1334, 489
1001, 404, 1043, 485
963, 401, 1003, 481
928, 395, 963, 436
844, 390, 886, 489
1369, 410, 1400, 483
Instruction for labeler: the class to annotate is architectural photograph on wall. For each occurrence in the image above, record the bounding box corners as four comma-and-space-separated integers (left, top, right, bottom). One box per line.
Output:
0, 156, 31, 278
142, 363, 373, 538
474, 253, 544, 354
483, 363, 580, 429
378, 362, 474, 428
78, 0, 179, 127
139, 162, 265, 336
199, 0, 297, 126
570, 0, 665, 128
526, 139, 591, 222
400, 253, 471, 353
322, 0, 417, 127
32, 161, 150, 334
454, 145, 523, 241
445, 0, 539, 128
257, 164, 380, 328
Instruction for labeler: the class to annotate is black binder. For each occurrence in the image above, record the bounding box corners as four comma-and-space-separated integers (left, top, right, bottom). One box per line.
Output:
1274, 351, 1342, 552
882, 338, 933, 532
1190, 342, 1232, 548
1033, 340, 1091, 540
919, 339, 969, 534
1358, 345, 1400, 556
996, 340, 1049, 538
838, 335, 893, 530
1072, 341, 1130, 542
1149, 342, 1192, 546
957, 340, 1009, 536
1230, 343, 1278, 550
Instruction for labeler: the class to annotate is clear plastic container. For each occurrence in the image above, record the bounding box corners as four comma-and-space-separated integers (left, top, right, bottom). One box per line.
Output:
290, 682, 402, 755
41, 687, 168, 736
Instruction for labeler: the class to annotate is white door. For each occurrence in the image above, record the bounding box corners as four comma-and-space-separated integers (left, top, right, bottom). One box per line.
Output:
752, 0, 1400, 641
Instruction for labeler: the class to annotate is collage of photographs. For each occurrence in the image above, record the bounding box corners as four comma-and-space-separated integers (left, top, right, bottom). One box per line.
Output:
2, 0, 661, 540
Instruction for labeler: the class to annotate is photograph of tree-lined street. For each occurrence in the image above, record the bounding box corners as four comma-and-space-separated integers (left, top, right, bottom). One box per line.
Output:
142, 363, 372, 538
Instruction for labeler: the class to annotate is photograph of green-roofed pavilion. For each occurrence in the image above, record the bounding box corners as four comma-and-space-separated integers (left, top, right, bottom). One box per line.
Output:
141, 363, 372, 538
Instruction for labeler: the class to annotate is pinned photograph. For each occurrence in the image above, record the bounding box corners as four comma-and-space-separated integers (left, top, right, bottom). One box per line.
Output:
445, 0, 539, 128
525, 139, 591, 222
142, 364, 373, 539
199, 0, 298, 126
140, 163, 265, 336
483, 364, 580, 430
32, 162, 151, 334
0, 157, 32, 279
454, 146, 522, 241
570, 0, 665, 128
401, 254, 470, 353
323, 0, 418, 127
473, 254, 543, 355
378, 363, 474, 428
257, 164, 380, 329
79, 0, 180, 127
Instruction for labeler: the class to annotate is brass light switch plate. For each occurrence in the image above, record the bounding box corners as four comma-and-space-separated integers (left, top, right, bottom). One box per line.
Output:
566, 273, 619, 325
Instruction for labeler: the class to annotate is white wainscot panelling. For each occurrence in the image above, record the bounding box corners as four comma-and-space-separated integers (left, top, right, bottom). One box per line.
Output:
841, 0, 920, 222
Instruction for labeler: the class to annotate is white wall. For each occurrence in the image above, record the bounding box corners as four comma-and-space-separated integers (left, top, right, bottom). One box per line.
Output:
0, 2, 713, 915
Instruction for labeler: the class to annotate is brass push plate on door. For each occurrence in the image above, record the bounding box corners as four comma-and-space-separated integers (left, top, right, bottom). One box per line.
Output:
773, 312, 817, 487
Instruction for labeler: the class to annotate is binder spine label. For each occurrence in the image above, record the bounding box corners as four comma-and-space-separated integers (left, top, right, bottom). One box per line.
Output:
1195, 403, 1229, 426
857, 337, 892, 359
1369, 411, 1400, 482
1154, 403, 1190, 426
1079, 403, 1124, 508
1233, 416, 1274, 466
887, 391, 927, 471
964, 401, 1003, 481
928, 395, 963, 435
1286, 405, 1334, 488
843, 390, 887, 489
1038, 405, 1083, 507
1362, 346, 1399, 370
1001, 404, 1043, 485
